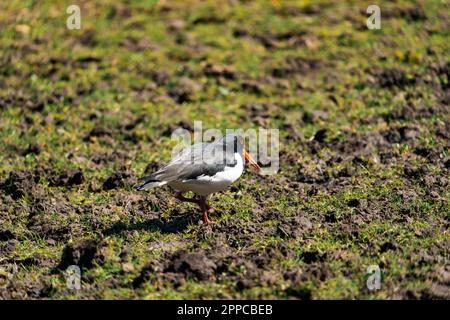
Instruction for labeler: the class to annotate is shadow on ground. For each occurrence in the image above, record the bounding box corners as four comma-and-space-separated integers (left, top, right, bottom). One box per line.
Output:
103, 216, 193, 236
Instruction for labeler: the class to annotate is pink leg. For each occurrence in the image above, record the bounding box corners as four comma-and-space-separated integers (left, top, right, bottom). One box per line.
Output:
198, 196, 212, 224
174, 192, 212, 224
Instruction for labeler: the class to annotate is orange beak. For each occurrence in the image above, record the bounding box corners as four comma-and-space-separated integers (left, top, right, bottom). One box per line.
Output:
243, 149, 261, 172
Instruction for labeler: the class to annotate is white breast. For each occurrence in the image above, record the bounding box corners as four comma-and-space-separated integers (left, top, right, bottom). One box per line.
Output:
168, 153, 244, 196
213, 152, 244, 183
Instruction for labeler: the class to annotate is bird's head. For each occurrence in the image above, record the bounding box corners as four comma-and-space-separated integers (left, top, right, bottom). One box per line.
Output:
221, 134, 261, 172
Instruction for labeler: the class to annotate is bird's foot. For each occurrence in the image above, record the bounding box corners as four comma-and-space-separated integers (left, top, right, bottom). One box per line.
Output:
200, 212, 213, 225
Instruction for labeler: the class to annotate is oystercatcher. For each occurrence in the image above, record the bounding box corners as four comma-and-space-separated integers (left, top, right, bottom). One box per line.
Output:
136, 134, 260, 224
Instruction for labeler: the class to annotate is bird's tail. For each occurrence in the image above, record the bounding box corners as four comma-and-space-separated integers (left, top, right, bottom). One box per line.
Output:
135, 176, 167, 191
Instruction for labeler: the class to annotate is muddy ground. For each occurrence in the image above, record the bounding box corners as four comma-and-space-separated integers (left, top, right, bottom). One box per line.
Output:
0, 1, 449, 299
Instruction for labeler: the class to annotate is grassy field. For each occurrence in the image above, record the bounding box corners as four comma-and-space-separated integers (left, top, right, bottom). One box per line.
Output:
0, 0, 449, 299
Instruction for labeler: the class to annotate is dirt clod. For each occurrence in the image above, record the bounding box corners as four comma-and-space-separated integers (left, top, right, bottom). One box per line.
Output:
49, 169, 84, 187
165, 251, 217, 281
57, 239, 104, 270
377, 68, 412, 88
2, 170, 41, 199
102, 171, 137, 190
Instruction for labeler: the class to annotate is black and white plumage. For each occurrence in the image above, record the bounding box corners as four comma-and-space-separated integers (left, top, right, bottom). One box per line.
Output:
136, 134, 260, 224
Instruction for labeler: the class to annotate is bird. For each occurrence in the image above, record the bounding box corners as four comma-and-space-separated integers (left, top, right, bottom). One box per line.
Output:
136, 134, 260, 224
